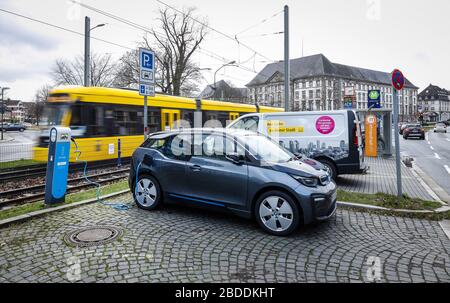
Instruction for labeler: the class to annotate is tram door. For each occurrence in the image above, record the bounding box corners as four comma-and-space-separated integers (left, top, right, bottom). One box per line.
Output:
161, 109, 181, 131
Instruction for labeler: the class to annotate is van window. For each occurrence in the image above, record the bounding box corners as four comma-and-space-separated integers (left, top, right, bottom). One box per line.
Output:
230, 116, 259, 132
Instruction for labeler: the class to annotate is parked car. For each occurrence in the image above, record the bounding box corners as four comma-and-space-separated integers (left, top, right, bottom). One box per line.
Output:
1, 123, 27, 132
399, 123, 409, 135
403, 124, 425, 140
434, 122, 447, 133
129, 128, 337, 236
227, 110, 367, 180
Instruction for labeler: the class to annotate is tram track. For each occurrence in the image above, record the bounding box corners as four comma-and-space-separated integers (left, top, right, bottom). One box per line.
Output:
0, 167, 130, 209
0, 158, 131, 182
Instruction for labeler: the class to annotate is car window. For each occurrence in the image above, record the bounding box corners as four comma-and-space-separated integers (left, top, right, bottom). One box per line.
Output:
200, 133, 245, 160
230, 116, 259, 132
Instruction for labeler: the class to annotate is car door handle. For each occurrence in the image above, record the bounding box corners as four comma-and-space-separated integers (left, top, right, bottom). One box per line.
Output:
189, 165, 202, 172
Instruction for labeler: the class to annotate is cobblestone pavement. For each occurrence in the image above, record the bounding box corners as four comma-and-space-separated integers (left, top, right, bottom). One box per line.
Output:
337, 157, 435, 200
0, 193, 449, 283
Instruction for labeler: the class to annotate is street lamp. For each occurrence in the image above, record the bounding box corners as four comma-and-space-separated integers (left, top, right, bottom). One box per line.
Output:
84, 16, 107, 87
213, 61, 237, 91
1, 87, 10, 141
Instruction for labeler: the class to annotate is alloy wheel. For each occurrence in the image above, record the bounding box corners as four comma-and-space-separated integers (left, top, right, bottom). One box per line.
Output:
135, 178, 157, 207
259, 196, 294, 232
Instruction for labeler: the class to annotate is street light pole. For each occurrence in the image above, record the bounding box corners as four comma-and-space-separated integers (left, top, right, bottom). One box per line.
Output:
84, 17, 106, 87
284, 5, 290, 112
1, 87, 10, 141
213, 61, 236, 96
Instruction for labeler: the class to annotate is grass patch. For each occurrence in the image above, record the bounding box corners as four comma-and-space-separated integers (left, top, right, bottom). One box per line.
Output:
337, 190, 443, 211
0, 180, 129, 221
0, 159, 42, 170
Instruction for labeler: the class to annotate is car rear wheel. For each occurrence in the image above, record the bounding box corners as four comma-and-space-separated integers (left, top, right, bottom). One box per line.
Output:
255, 191, 300, 236
19, 128, 25, 132
133, 175, 161, 210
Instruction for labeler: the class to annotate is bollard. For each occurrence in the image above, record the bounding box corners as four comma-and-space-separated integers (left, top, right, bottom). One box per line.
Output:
117, 138, 122, 167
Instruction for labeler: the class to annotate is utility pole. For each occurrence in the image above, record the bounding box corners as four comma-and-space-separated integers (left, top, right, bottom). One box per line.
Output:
84, 16, 90, 87
284, 5, 290, 112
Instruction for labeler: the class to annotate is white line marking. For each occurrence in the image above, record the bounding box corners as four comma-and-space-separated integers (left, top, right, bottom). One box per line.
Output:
435, 153, 441, 159
447, 138, 450, 142
427, 141, 431, 145
430, 146, 434, 150
445, 165, 450, 175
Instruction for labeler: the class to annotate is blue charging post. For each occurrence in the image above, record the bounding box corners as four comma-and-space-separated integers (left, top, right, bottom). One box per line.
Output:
44, 127, 71, 205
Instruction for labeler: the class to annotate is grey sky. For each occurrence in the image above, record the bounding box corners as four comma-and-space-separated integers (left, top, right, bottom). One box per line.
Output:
0, 0, 449, 101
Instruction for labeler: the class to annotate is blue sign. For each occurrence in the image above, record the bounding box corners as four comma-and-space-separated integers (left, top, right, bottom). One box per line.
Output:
141, 51, 153, 69
139, 48, 155, 96
368, 90, 381, 109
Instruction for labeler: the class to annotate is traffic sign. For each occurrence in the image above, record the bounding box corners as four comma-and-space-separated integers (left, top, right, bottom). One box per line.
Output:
140, 84, 155, 96
139, 48, 155, 96
392, 69, 405, 91
368, 90, 381, 109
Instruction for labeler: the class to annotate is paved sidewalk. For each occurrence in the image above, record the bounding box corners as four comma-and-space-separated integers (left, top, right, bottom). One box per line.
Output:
337, 157, 435, 201
0, 194, 449, 283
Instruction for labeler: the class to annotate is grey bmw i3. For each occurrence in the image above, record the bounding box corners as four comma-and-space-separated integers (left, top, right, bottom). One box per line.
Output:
129, 128, 337, 236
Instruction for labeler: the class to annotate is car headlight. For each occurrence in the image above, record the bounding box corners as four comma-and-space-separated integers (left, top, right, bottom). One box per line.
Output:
291, 175, 318, 187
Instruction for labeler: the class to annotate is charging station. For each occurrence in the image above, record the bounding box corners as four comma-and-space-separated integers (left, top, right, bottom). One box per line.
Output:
44, 127, 71, 205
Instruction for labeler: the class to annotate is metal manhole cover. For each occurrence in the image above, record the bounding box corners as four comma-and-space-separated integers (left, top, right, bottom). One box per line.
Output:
64, 226, 123, 247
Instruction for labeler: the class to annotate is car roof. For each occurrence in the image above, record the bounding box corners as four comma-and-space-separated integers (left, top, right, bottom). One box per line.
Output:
148, 128, 258, 138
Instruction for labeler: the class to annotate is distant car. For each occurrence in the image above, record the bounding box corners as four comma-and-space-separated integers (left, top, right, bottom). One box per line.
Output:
434, 123, 447, 133
1, 123, 27, 132
403, 124, 425, 140
399, 123, 408, 135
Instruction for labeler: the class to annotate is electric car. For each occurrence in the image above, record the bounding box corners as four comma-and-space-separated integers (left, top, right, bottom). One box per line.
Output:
129, 128, 336, 236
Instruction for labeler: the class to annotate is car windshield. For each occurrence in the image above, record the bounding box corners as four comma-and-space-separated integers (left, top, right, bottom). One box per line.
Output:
241, 134, 292, 163
437, 123, 445, 127
407, 124, 420, 128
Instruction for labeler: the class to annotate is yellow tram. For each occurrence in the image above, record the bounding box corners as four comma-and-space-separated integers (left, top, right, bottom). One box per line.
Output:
33, 86, 283, 162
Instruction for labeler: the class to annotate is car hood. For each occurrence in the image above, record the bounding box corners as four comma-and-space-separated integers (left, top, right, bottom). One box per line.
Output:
269, 160, 326, 178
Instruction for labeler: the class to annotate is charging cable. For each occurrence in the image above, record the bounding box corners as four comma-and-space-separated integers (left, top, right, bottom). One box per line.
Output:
71, 138, 131, 211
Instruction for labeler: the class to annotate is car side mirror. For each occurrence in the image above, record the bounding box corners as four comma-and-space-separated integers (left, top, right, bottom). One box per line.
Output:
225, 152, 245, 165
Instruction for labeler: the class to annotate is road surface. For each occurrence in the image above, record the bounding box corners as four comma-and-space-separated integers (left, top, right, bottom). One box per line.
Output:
0, 130, 39, 163
400, 130, 450, 197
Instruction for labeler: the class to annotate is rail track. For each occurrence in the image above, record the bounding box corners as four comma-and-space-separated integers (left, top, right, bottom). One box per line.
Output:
0, 167, 130, 209
0, 158, 131, 182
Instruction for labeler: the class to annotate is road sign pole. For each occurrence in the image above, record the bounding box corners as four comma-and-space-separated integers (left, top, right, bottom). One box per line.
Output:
393, 88, 402, 198
144, 95, 148, 137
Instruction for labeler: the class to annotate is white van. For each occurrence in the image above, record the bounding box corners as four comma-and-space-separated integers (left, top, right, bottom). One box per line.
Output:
227, 110, 367, 179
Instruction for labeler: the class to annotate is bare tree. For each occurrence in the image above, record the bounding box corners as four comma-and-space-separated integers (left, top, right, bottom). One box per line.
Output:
52, 53, 117, 87
32, 84, 52, 126
115, 7, 207, 96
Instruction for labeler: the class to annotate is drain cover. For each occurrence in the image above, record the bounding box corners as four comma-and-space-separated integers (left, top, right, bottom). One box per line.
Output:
64, 226, 123, 247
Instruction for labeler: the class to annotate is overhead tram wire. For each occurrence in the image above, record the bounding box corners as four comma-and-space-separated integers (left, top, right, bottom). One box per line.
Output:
155, 0, 276, 63
0, 8, 133, 51
69, 0, 277, 82
235, 10, 283, 37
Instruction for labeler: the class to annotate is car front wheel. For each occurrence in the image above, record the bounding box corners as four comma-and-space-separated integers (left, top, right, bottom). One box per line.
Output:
133, 174, 162, 210
255, 191, 300, 236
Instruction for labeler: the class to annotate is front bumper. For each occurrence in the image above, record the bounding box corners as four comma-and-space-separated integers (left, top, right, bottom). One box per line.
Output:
292, 182, 337, 224
311, 190, 337, 221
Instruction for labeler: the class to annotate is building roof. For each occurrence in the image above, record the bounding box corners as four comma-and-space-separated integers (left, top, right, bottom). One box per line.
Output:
247, 54, 418, 89
418, 84, 449, 98
199, 80, 248, 100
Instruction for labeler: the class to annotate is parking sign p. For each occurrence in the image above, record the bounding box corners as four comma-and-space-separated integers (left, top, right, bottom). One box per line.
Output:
142, 52, 153, 69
